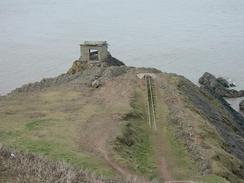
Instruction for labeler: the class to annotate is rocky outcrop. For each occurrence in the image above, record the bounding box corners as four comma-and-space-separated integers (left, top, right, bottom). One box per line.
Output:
10, 64, 128, 95
67, 54, 125, 75
240, 100, 244, 111
67, 60, 89, 75
199, 72, 244, 98
9, 53, 127, 95
216, 77, 230, 88
103, 54, 125, 67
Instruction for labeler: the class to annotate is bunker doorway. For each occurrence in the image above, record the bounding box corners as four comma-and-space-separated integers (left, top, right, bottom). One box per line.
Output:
89, 49, 99, 61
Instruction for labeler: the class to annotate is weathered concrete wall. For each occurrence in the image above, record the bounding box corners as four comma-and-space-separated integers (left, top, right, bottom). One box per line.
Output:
80, 44, 109, 62
99, 45, 109, 61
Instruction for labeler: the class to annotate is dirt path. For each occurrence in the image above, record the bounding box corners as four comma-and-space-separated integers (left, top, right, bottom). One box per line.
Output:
78, 73, 140, 178
159, 157, 172, 181
78, 72, 173, 180
151, 77, 173, 181
140, 74, 173, 180
98, 147, 133, 178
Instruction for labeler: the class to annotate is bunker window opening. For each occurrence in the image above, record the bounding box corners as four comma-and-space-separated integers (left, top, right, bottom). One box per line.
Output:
89, 49, 99, 61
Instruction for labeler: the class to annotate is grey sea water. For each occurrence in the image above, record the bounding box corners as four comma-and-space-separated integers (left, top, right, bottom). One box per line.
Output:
0, 0, 244, 95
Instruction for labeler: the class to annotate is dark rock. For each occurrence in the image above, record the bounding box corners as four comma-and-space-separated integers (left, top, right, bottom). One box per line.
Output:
199, 72, 218, 87
103, 54, 125, 67
199, 72, 244, 98
67, 54, 125, 75
217, 77, 229, 88
240, 100, 244, 111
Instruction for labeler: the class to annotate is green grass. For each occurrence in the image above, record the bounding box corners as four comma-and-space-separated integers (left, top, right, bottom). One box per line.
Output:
113, 90, 158, 179
0, 126, 114, 177
162, 76, 233, 182
16, 138, 113, 176
0, 90, 117, 178
196, 175, 230, 183
163, 123, 198, 179
0, 130, 19, 140
162, 118, 228, 183
25, 119, 56, 130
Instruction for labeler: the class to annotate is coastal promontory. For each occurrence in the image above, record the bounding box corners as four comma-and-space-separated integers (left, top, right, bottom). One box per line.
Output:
1, 48, 244, 183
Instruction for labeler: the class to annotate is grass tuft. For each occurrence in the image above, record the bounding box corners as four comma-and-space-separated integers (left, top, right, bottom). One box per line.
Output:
25, 119, 54, 130
113, 90, 157, 179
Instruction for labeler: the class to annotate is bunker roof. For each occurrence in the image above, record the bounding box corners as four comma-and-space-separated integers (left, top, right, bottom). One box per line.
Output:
81, 41, 108, 46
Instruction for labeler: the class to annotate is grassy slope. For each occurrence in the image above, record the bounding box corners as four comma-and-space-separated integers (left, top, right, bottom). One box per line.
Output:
113, 89, 158, 179
0, 68, 242, 183
153, 75, 227, 183
158, 74, 241, 183
179, 76, 244, 183
0, 69, 137, 180
111, 76, 227, 182
0, 88, 116, 177
154, 77, 198, 180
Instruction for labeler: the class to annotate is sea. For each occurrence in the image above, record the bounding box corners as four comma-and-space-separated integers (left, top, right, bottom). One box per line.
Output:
0, 0, 244, 112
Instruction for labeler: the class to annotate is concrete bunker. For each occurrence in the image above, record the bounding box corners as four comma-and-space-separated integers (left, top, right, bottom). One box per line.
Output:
79, 41, 109, 63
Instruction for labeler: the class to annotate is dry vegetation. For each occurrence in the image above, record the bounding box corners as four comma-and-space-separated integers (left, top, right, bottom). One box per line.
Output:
0, 144, 159, 183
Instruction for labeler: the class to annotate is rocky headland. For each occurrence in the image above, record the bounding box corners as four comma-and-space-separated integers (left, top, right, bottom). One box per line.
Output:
1, 57, 244, 183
